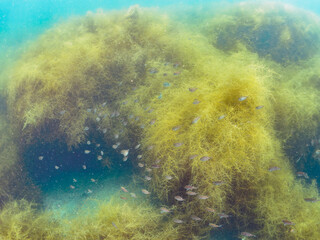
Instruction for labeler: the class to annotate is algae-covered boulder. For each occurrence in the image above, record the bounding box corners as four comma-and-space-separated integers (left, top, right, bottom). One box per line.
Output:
204, 2, 320, 64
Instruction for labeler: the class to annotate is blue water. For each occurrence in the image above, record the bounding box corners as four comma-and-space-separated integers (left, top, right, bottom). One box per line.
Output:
1, 0, 320, 52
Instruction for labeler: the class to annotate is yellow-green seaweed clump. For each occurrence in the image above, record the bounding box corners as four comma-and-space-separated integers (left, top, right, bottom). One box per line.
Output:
7, 6, 172, 148
121, 38, 320, 238
0, 200, 62, 240
65, 198, 185, 240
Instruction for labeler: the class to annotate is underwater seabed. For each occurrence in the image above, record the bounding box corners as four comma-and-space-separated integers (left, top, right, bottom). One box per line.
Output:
1, 1, 320, 240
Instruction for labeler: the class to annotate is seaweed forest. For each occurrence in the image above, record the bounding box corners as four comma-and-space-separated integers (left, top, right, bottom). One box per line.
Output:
0, 2, 320, 240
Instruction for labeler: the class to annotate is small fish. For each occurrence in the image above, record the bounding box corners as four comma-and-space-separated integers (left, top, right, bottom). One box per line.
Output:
145, 168, 152, 173
189, 154, 198, 160
55, 165, 59, 170
102, 128, 107, 134
155, 159, 161, 164
84, 127, 89, 131
209, 223, 222, 228
96, 143, 101, 147
87, 141, 91, 145
73, 178, 77, 183
112, 222, 118, 229
130, 193, 137, 198
304, 198, 320, 203
137, 155, 142, 159
149, 68, 158, 74
193, 99, 200, 104
90, 178, 97, 183
238, 96, 248, 101
141, 189, 150, 195
240, 232, 256, 238
174, 196, 185, 201
173, 72, 180, 75
165, 175, 173, 180
191, 215, 202, 221
38, 156, 44, 160
218, 115, 226, 120
163, 82, 170, 87
112, 144, 118, 149
135, 144, 141, 149
100, 151, 104, 155
87, 189, 93, 194
102, 102, 107, 107
255, 105, 264, 110
150, 119, 156, 125
173, 219, 184, 224
85, 150, 91, 154
296, 172, 309, 179
120, 196, 127, 200
282, 220, 295, 226
212, 181, 225, 186
114, 133, 119, 139
218, 213, 230, 219
121, 187, 128, 193
174, 142, 184, 147
60, 110, 66, 115
160, 207, 171, 213
70, 185, 75, 189
198, 195, 209, 200
192, 116, 200, 124
147, 145, 154, 150
96, 117, 101, 122
268, 166, 281, 172
184, 185, 197, 190
138, 163, 144, 168
172, 125, 181, 131
151, 164, 161, 169
82, 165, 87, 170
145, 176, 152, 181
140, 124, 145, 129
186, 191, 197, 196
87, 108, 92, 113
200, 156, 211, 162
189, 87, 197, 92
315, 149, 320, 155
121, 149, 129, 157
206, 208, 215, 213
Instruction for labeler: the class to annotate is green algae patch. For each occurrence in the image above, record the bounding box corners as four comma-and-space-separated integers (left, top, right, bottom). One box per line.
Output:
0, 200, 62, 240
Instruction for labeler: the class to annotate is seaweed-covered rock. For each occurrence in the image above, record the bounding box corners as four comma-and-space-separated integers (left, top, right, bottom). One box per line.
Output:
204, 2, 320, 64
